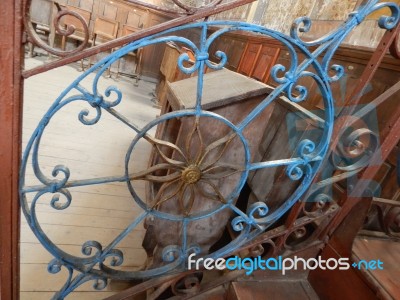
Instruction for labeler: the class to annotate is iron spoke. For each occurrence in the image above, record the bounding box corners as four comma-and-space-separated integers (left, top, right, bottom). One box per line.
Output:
152, 179, 183, 209
199, 179, 227, 204
197, 131, 237, 168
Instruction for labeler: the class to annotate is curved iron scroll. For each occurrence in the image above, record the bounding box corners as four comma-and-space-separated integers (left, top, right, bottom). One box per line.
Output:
20, 1, 399, 298
24, 0, 90, 57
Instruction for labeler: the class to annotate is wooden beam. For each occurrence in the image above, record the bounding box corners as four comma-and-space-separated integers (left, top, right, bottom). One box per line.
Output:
0, 0, 23, 298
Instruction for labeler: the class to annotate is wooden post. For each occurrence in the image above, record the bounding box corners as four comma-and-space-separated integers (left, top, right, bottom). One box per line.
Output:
0, 0, 23, 298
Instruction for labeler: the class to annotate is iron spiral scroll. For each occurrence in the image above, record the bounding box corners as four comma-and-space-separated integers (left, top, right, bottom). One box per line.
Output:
20, 0, 399, 298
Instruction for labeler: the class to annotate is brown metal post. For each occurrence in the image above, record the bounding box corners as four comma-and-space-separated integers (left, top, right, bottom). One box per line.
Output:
0, 0, 24, 298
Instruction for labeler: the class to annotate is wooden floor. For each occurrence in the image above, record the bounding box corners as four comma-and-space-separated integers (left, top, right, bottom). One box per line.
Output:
353, 237, 400, 299
21, 56, 160, 299
229, 280, 319, 300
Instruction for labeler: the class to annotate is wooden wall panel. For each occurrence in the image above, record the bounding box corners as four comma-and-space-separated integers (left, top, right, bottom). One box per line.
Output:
68, 0, 80, 7
30, 0, 53, 27
238, 43, 260, 76
252, 44, 279, 82
103, 3, 118, 19
79, 0, 94, 11
126, 10, 147, 28
206, 29, 247, 71
229, 38, 246, 70
140, 13, 171, 79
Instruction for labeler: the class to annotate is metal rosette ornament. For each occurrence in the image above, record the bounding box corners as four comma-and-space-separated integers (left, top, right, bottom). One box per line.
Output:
19, 0, 400, 297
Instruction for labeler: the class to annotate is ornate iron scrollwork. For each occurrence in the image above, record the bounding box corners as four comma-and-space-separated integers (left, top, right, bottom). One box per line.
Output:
24, 0, 90, 57
20, 0, 399, 298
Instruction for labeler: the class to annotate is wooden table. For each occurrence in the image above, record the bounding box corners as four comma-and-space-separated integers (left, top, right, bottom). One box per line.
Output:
166, 68, 270, 110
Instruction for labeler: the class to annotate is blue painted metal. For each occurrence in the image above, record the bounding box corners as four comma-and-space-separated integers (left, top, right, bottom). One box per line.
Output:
19, 0, 399, 298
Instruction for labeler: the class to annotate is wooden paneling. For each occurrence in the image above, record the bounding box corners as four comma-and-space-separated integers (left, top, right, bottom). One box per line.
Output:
126, 9, 147, 28
93, 16, 119, 40
237, 40, 280, 83
229, 38, 247, 70
208, 31, 247, 71
206, 29, 281, 82
103, 3, 118, 20
90, 0, 172, 79
238, 42, 261, 76
30, 0, 53, 28
252, 44, 280, 82
79, 0, 94, 11
140, 12, 171, 80
64, 5, 92, 32
68, 0, 80, 7
28, 0, 173, 78
93, 0, 151, 41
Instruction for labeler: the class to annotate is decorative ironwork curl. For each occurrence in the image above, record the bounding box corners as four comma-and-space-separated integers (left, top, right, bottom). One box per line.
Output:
284, 226, 313, 251
171, 273, 202, 295
382, 206, 400, 238
19, 1, 400, 297
302, 193, 337, 218
332, 127, 379, 172
248, 243, 265, 257
370, 202, 400, 239
24, 0, 90, 57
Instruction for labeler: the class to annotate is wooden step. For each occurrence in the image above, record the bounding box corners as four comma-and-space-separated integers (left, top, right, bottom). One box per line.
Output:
353, 237, 400, 298
228, 280, 319, 300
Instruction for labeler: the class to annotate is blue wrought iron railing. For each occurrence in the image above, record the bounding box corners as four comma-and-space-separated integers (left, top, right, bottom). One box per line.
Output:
20, 0, 399, 298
